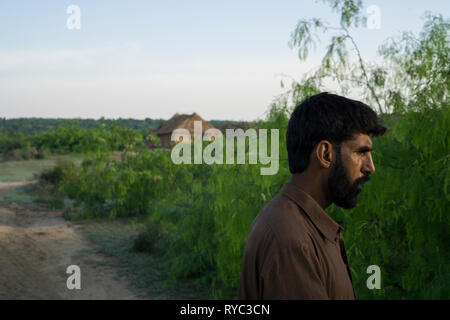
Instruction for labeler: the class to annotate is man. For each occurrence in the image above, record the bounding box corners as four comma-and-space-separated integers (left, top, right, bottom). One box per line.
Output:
239, 92, 386, 299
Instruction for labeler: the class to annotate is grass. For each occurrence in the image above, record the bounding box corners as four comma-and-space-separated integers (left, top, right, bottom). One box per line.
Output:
0, 153, 84, 182
76, 218, 213, 299
0, 183, 39, 206
0, 181, 75, 210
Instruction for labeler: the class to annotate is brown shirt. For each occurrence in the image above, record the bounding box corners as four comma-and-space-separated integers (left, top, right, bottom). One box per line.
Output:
239, 179, 356, 300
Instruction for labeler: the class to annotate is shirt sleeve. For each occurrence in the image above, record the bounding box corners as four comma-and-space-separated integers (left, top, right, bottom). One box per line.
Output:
260, 243, 330, 299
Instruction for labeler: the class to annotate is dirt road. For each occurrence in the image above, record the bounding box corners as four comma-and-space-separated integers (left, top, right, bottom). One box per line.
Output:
0, 181, 140, 300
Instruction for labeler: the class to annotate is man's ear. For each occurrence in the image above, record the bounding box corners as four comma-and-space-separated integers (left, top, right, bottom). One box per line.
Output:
315, 140, 333, 169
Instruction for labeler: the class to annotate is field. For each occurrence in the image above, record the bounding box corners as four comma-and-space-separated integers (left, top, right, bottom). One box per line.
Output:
0, 154, 84, 182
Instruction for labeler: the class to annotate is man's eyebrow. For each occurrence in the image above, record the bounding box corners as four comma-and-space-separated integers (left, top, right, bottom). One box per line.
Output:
356, 146, 372, 152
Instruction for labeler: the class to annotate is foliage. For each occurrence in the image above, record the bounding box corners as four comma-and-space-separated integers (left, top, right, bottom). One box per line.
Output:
33, 122, 143, 153
2, 147, 47, 161
133, 221, 162, 254
0, 130, 29, 154
39, 159, 77, 186
378, 13, 449, 113
1, 120, 147, 157
145, 133, 161, 148
0, 117, 164, 135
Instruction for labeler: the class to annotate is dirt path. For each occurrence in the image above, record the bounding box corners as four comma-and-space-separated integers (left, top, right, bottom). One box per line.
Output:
0, 182, 141, 300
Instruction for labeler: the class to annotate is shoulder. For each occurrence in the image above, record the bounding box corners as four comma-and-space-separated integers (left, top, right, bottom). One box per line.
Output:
246, 193, 312, 252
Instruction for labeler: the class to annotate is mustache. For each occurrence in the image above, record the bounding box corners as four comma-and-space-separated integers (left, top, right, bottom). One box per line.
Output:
355, 174, 371, 187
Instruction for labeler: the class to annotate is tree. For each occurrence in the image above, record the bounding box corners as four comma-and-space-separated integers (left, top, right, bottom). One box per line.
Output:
276, 0, 449, 299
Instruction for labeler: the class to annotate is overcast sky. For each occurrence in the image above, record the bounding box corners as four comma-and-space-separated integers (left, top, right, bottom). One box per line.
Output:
0, 0, 448, 121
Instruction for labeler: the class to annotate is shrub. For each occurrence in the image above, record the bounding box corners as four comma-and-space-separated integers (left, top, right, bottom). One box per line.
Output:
133, 221, 162, 254
34, 150, 50, 159
2, 147, 39, 161
40, 160, 76, 186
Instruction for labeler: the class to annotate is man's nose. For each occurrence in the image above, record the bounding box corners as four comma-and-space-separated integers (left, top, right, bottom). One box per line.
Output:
363, 153, 375, 175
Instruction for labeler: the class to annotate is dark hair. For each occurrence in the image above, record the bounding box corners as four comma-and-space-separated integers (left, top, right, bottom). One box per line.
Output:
287, 92, 387, 174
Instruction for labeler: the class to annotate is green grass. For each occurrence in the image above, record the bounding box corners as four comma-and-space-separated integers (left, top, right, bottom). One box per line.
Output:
0, 154, 84, 182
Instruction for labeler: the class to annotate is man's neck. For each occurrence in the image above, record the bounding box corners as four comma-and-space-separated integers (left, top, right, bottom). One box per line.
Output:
290, 172, 331, 210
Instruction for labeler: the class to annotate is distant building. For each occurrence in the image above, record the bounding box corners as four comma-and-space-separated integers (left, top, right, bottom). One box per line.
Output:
216, 122, 252, 134
155, 112, 217, 147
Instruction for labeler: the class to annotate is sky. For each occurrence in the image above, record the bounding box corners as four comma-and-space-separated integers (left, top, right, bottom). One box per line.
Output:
0, 0, 448, 121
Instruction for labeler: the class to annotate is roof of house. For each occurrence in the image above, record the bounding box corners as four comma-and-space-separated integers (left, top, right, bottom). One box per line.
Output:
155, 112, 217, 135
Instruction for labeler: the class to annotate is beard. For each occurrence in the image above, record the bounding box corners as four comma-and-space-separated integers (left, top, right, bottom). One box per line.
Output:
327, 147, 371, 209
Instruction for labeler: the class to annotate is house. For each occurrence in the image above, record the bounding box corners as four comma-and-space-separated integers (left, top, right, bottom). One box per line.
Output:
216, 121, 252, 134
155, 112, 217, 147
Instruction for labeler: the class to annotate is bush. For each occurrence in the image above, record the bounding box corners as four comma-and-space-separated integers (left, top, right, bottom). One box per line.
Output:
34, 150, 50, 159
133, 221, 162, 254
62, 209, 73, 221
3, 147, 39, 161
0, 130, 28, 154
39, 160, 76, 186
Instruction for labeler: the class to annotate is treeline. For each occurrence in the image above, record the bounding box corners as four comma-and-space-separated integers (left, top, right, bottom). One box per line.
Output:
0, 117, 164, 135
0, 117, 250, 136
0, 122, 153, 159
0, 118, 251, 156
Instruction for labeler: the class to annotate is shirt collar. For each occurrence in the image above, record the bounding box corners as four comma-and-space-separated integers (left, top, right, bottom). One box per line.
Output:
280, 178, 343, 243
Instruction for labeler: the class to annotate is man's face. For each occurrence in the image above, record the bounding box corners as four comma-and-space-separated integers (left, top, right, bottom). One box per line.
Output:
327, 133, 375, 209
